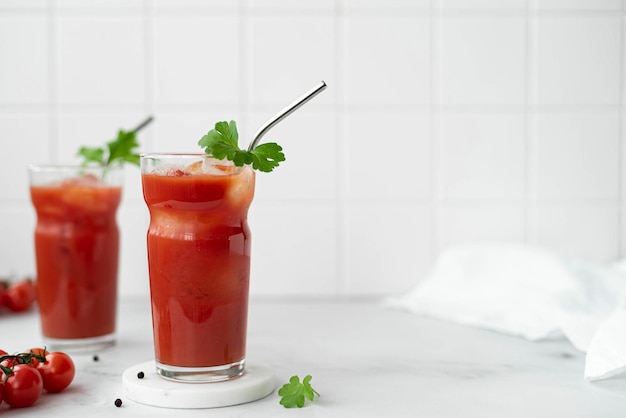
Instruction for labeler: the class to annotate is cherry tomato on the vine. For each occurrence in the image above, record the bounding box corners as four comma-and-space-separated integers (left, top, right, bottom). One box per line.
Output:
23, 347, 47, 368
28, 348, 46, 356
1, 357, 17, 368
3, 364, 43, 407
5, 280, 37, 312
37, 351, 75, 393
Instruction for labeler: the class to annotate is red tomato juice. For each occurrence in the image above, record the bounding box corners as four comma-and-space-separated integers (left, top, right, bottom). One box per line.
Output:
141, 165, 255, 368
30, 179, 121, 339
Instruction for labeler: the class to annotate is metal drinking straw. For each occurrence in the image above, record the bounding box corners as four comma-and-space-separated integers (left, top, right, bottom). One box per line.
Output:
247, 81, 328, 151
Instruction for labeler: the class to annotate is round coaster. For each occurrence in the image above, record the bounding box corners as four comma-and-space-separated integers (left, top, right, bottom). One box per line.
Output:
122, 360, 275, 409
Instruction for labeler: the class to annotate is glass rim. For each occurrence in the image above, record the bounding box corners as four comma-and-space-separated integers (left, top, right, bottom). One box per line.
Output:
28, 163, 124, 172
140, 153, 211, 159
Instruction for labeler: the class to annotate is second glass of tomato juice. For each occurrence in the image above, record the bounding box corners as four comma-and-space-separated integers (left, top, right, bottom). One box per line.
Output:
141, 154, 255, 382
29, 165, 123, 352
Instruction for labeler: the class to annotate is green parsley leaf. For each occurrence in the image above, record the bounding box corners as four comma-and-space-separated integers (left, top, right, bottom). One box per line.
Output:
198, 120, 285, 173
77, 146, 105, 165
278, 375, 320, 408
250, 142, 285, 172
77, 116, 152, 167
107, 129, 140, 166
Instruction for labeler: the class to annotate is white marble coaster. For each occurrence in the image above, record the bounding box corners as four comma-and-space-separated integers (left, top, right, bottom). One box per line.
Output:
122, 360, 275, 409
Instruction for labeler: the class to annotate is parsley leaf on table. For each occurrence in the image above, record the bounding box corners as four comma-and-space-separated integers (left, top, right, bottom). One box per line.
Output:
198, 120, 285, 173
278, 375, 320, 408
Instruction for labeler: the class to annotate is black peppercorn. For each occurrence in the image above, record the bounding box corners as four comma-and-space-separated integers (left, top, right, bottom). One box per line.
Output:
114, 398, 122, 407
137, 371, 145, 379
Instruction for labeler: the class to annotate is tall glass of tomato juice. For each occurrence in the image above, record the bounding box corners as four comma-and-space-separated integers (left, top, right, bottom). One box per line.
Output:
28, 165, 123, 353
140, 154, 255, 382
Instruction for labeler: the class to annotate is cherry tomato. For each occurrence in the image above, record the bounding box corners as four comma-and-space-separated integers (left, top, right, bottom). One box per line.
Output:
37, 351, 75, 393
5, 280, 37, 312
0, 283, 7, 309
3, 364, 43, 407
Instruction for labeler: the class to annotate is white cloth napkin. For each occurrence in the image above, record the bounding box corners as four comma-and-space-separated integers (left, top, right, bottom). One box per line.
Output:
385, 243, 626, 381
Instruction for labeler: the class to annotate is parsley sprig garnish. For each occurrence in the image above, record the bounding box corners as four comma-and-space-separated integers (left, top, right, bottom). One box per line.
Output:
278, 375, 320, 408
77, 116, 153, 166
198, 120, 285, 173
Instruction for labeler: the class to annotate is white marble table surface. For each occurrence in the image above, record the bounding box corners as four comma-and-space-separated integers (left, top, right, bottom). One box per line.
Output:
2, 295, 626, 417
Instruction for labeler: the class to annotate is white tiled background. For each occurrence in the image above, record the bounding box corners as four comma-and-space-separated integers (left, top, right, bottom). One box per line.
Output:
1, 0, 625, 298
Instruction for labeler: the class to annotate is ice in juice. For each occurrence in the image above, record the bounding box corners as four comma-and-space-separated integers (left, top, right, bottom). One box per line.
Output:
141, 155, 255, 380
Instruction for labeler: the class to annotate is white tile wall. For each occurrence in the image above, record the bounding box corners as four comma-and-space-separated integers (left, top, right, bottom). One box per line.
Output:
534, 112, 620, 200
346, 203, 432, 295
1, 0, 626, 298
343, 15, 431, 106
439, 16, 526, 106
0, 114, 50, 199
533, 205, 620, 262
344, 110, 431, 200
248, 15, 336, 106
0, 16, 49, 104
533, 15, 622, 106
439, 206, 526, 249
153, 16, 240, 105
57, 16, 145, 105
440, 113, 525, 200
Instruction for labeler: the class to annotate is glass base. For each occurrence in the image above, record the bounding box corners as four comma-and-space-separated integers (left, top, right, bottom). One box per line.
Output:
43, 333, 116, 354
156, 359, 245, 383
123, 360, 274, 408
